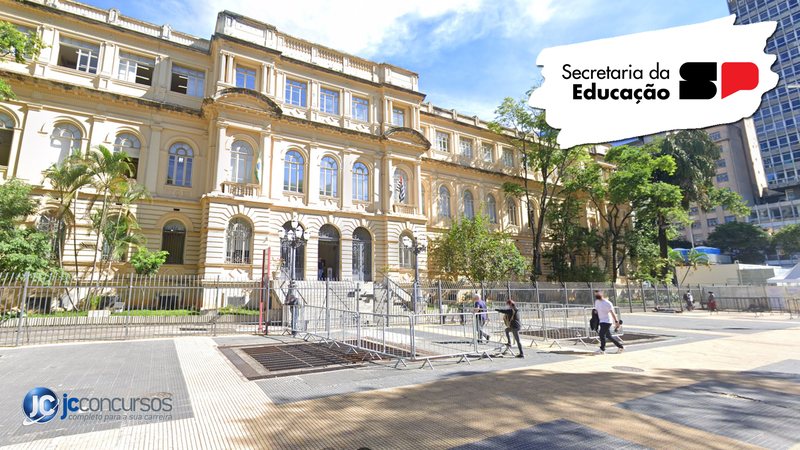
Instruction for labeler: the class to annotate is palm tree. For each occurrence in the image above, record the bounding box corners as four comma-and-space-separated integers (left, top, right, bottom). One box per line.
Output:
669, 248, 710, 287
95, 180, 149, 276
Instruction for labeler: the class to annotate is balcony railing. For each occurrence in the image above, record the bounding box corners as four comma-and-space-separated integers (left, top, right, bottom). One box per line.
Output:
392, 203, 417, 215
221, 181, 261, 197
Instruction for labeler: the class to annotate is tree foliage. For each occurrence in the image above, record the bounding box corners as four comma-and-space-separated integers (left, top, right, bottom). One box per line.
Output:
0, 21, 44, 100
773, 224, 800, 256
428, 214, 527, 283
706, 222, 770, 264
543, 196, 604, 282
130, 248, 168, 276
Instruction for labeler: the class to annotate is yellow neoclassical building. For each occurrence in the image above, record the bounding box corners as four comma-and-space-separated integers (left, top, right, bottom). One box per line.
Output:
0, 0, 604, 281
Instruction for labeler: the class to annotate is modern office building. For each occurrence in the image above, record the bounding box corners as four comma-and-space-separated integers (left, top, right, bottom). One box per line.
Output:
0, 0, 608, 281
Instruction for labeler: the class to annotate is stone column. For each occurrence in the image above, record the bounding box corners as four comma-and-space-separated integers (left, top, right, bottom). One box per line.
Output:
144, 125, 162, 192
415, 162, 422, 215
259, 130, 272, 196
213, 122, 229, 192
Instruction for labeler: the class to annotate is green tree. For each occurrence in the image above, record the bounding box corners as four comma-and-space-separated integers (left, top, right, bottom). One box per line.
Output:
772, 224, 800, 258
428, 214, 527, 284
578, 143, 680, 281
130, 248, 168, 276
543, 196, 604, 282
0, 21, 44, 99
706, 221, 770, 264
0, 179, 63, 277
669, 248, 710, 287
490, 96, 589, 281
652, 131, 749, 269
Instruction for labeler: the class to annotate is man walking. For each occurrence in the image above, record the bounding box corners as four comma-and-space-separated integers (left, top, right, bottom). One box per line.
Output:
495, 300, 524, 358
594, 291, 624, 354
473, 294, 490, 343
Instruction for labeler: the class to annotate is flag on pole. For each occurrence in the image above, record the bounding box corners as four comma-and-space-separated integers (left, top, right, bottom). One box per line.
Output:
396, 175, 406, 203
254, 153, 262, 184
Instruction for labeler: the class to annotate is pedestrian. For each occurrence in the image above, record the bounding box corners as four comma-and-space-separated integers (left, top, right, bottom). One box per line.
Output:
593, 291, 624, 354
286, 293, 300, 336
495, 300, 524, 358
473, 294, 490, 343
702, 291, 714, 310
683, 290, 694, 311
318, 259, 326, 280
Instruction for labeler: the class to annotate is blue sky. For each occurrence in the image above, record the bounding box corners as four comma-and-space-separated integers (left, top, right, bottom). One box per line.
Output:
83, 0, 730, 119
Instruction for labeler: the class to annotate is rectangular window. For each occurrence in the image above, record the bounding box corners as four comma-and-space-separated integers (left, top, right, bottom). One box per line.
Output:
482, 143, 494, 162
708, 131, 721, 141
691, 221, 701, 229
170, 64, 205, 97
235, 66, 256, 90
459, 138, 473, 158
392, 107, 405, 126
117, 52, 154, 86
690, 206, 699, 215
57, 37, 99, 74
724, 215, 736, 223
707, 218, 718, 227
284, 78, 307, 107
352, 96, 369, 122
716, 173, 729, 182
319, 87, 340, 115
435, 131, 450, 152
716, 159, 727, 168
502, 148, 514, 167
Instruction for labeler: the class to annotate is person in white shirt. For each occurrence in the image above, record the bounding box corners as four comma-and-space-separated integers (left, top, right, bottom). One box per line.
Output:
594, 291, 624, 354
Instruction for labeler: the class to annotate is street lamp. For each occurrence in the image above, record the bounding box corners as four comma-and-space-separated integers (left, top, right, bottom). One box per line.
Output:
402, 231, 428, 312
278, 220, 307, 293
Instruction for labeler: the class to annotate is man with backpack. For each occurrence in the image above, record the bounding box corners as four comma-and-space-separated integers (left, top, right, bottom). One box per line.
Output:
594, 291, 624, 354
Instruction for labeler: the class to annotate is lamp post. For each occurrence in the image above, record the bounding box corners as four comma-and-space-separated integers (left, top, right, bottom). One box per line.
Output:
402, 231, 428, 313
277, 219, 307, 296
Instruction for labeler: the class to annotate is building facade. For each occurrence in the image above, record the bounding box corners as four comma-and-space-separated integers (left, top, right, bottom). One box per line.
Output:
0, 0, 605, 281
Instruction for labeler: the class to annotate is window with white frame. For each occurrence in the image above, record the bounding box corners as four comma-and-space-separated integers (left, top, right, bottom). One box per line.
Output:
235, 66, 256, 90
392, 107, 405, 127
482, 143, 494, 162
435, 131, 450, 152
57, 37, 99, 74
319, 88, 340, 115
51, 123, 82, 162
398, 232, 413, 269
170, 65, 205, 97
113, 133, 141, 179
394, 168, 409, 204
225, 218, 252, 264
352, 96, 369, 122
352, 162, 369, 201
117, 52, 154, 86
506, 198, 518, 225
229, 140, 254, 183
283, 150, 304, 192
0, 113, 13, 167
486, 194, 497, 223
167, 142, 193, 187
284, 78, 307, 107
502, 147, 514, 167
463, 190, 475, 219
438, 186, 451, 218
460, 138, 473, 158
320, 156, 338, 197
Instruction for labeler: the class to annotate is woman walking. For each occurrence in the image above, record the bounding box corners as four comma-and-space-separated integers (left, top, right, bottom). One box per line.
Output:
495, 300, 524, 358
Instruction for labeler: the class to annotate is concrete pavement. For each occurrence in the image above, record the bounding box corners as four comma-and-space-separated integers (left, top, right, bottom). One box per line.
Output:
0, 311, 797, 449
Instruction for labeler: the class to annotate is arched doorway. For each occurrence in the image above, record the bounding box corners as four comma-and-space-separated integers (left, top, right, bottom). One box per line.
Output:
352, 227, 372, 282
281, 221, 305, 280
318, 224, 340, 280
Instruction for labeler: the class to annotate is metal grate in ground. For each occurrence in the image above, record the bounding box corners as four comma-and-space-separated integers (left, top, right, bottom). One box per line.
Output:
240, 343, 368, 377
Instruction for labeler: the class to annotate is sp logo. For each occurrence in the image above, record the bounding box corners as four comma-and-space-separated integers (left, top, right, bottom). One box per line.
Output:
679, 62, 759, 100
22, 387, 59, 425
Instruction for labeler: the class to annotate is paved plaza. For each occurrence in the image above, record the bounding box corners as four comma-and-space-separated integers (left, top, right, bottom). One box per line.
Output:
0, 311, 798, 449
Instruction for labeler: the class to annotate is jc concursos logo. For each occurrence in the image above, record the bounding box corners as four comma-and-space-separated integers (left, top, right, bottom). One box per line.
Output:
22, 387, 59, 425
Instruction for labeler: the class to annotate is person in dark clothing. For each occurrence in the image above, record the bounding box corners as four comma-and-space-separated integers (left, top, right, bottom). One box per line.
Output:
495, 300, 524, 358
473, 294, 490, 343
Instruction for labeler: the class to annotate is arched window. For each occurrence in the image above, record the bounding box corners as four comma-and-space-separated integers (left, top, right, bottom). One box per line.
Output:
161, 220, 186, 265
398, 232, 414, 269
486, 194, 497, 223
319, 156, 338, 197
352, 162, 369, 201
506, 198, 518, 225
284, 150, 304, 193
352, 227, 372, 281
51, 123, 82, 162
438, 186, 451, 218
393, 168, 409, 204
463, 190, 475, 219
0, 112, 14, 167
167, 142, 194, 187
230, 140, 253, 183
37, 213, 67, 261
318, 224, 340, 280
226, 218, 252, 264
114, 133, 141, 179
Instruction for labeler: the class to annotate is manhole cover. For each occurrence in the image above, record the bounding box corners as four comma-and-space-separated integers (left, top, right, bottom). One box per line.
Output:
613, 366, 645, 373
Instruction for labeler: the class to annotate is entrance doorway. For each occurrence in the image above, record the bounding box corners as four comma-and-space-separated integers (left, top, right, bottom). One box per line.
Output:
352, 227, 372, 282
318, 224, 340, 280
